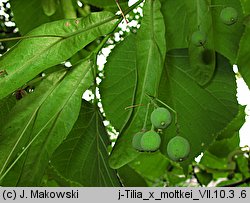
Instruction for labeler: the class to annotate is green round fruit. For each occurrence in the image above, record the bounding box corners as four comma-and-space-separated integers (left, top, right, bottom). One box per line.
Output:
191, 31, 206, 47
150, 107, 172, 129
132, 132, 144, 151
220, 7, 238, 25
167, 136, 190, 162
140, 131, 161, 151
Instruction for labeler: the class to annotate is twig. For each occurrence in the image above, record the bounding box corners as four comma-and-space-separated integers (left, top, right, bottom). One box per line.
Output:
125, 103, 144, 110
192, 164, 203, 187
115, 0, 128, 24
222, 177, 250, 187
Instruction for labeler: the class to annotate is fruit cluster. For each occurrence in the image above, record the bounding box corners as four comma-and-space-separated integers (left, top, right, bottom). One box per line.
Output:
191, 7, 238, 47
132, 106, 191, 162
132, 107, 171, 152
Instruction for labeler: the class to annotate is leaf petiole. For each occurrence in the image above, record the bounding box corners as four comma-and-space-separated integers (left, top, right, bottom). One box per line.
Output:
142, 103, 151, 131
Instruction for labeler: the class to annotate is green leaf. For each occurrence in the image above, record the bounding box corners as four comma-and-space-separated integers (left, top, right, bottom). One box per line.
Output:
118, 165, 148, 187
237, 29, 250, 87
240, 0, 250, 14
186, 0, 215, 85
160, 0, 189, 50
208, 133, 240, 158
216, 173, 244, 186
100, 34, 137, 130
9, 0, 63, 34
0, 11, 116, 100
108, 0, 166, 169
0, 59, 93, 186
42, 0, 59, 17
235, 154, 250, 178
238, 0, 249, 84
196, 169, 213, 186
45, 165, 82, 187
0, 95, 16, 130
217, 105, 246, 140
165, 165, 187, 186
51, 100, 121, 186
61, 0, 77, 19
129, 152, 169, 184
159, 49, 238, 167
200, 151, 235, 171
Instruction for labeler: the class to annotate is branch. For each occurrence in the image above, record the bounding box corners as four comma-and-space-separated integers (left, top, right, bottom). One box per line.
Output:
222, 177, 250, 187
192, 164, 203, 187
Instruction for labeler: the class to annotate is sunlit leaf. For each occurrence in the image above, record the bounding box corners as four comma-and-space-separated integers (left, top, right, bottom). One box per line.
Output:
0, 11, 116, 100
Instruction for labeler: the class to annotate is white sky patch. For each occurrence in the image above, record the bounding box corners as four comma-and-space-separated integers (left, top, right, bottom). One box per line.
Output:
101, 47, 112, 57
64, 61, 72, 67
233, 64, 238, 72
97, 54, 106, 70
82, 90, 94, 101
128, 0, 139, 6
96, 77, 102, 86
4, 21, 15, 27
233, 65, 250, 147
103, 120, 110, 126
195, 152, 204, 163
77, 0, 83, 7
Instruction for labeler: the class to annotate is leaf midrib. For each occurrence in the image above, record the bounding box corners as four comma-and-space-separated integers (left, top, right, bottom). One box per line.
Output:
4, 15, 115, 81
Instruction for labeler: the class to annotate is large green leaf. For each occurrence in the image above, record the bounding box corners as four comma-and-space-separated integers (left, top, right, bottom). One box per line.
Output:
108, 0, 166, 169
186, 0, 215, 86
0, 11, 116, 100
51, 100, 121, 187
10, 0, 63, 35
0, 59, 93, 186
117, 165, 147, 186
159, 49, 238, 167
100, 34, 137, 130
160, 0, 189, 50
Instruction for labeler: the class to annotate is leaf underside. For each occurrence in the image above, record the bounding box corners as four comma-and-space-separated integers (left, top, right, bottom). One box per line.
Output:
108, 0, 166, 169
51, 100, 121, 187
0, 59, 93, 186
159, 49, 238, 168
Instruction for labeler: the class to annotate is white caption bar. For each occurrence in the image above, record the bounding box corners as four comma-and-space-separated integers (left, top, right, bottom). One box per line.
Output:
0, 187, 249, 202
